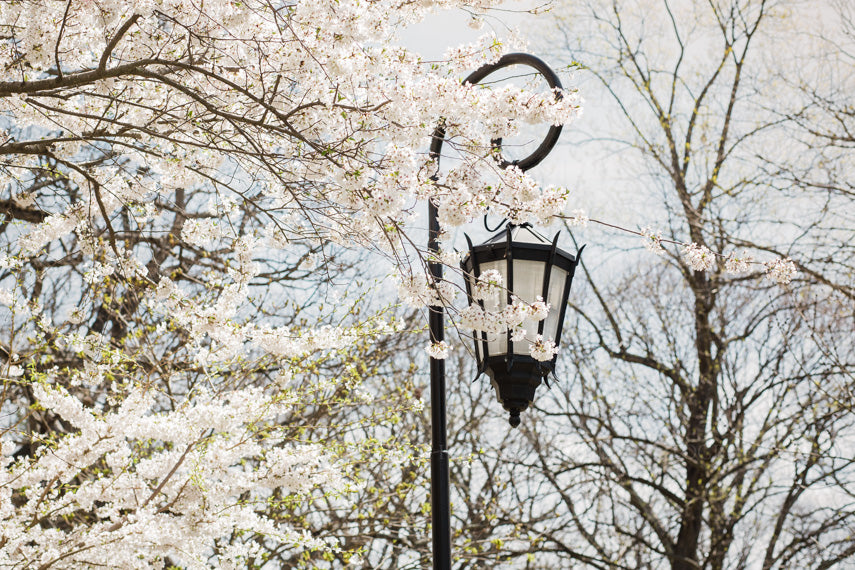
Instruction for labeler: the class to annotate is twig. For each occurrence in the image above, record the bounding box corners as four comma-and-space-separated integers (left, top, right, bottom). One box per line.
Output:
99, 14, 141, 72
54, 0, 73, 81
557, 213, 757, 263
140, 441, 196, 510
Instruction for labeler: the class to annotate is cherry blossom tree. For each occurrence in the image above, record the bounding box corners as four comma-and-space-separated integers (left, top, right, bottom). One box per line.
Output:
0, 0, 583, 567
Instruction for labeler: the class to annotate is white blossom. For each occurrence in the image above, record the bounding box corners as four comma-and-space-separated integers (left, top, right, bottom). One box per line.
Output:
182, 218, 224, 248
83, 262, 115, 285
682, 242, 716, 271
641, 227, 666, 256
567, 208, 589, 227
460, 303, 502, 334
530, 335, 559, 361
501, 301, 530, 329
397, 273, 441, 307
5, 365, 24, 377
437, 249, 464, 266
426, 341, 451, 359
472, 269, 504, 301
529, 297, 550, 321
510, 327, 527, 342
725, 251, 754, 274
764, 257, 797, 284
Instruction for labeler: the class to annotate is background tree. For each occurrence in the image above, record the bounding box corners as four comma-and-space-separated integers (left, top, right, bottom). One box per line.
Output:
484, 0, 855, 568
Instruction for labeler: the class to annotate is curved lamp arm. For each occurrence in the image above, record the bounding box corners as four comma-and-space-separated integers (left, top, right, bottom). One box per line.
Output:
429, 52, 565, 174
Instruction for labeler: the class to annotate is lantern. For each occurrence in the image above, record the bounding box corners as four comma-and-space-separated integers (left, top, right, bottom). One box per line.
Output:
461, 223, 583, 427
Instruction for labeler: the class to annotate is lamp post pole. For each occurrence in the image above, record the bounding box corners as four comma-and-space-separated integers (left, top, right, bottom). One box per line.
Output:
426, 53, 565, 570
427, 199, 452, 569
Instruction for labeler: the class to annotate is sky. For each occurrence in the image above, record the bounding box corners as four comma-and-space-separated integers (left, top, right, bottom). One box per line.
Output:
400, 3, 536, 59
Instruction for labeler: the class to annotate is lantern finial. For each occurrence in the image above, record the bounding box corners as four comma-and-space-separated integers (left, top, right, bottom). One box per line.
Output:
509, 409, 522, 428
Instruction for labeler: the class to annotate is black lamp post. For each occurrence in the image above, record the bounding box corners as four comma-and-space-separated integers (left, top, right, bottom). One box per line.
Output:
426, 53, 581, 569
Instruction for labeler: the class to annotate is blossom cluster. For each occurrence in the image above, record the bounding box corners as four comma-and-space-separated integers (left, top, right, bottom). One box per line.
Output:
459, 297, 555, 361
0, 382, 346, 568
764, 257, 798, 285
472, 269, 505, 301
398, 273, 459, 307
725, 251, 754, 274
426, 341, 452, 359
628, 231, 796, 284
682, 242, 717, 272
641, 226, 665, 256
530, 335, 560, 361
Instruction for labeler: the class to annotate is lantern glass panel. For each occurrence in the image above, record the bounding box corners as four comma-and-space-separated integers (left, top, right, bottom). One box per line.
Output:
541, 265, 569, 343
477, 259, 508, 357
462, 269, 479, 360
509, 260, 569, 353
509, 259, 544, 352
513, 226, 548, 244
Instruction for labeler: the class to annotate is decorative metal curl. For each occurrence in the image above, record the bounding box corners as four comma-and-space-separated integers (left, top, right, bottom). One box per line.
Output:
483, 215, 508, 232
429, 52, 565, 176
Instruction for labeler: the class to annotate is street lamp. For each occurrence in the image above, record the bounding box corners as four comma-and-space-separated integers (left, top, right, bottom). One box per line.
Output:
426, 52, 581, 569
461, 223, 583, 428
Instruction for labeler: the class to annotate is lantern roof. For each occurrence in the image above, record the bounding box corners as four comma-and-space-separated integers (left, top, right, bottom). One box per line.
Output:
479, 223, 552, 246
463, 223, 580, 274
